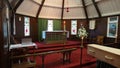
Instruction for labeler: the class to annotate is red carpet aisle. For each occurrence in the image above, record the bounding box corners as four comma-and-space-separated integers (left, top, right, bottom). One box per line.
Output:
34, 48, 96, 68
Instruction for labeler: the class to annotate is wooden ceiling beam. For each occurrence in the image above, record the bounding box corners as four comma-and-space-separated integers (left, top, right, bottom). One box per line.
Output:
81, 0, 89, 22
5, 0, 12, 10
11, 0, 18, 9
36, 0, 45, 18
0, 0, 3, 9
13, 0, 24, 13
92, 0, 102, 18
61, 0, 65, 22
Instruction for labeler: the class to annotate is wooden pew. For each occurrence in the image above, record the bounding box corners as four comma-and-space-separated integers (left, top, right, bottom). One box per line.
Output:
11, 48, 77, 68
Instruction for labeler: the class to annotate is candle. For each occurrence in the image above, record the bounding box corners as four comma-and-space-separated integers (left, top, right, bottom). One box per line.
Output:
63, 21, 66, 31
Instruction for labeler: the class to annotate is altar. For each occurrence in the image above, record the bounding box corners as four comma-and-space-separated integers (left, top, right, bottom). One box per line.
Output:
42, 30, 69, 44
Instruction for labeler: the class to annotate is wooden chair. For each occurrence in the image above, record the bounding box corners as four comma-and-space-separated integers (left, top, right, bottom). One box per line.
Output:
96, 36, 104, 45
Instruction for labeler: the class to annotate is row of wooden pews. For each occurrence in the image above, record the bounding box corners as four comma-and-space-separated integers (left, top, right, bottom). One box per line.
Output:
10, 41, 80, 68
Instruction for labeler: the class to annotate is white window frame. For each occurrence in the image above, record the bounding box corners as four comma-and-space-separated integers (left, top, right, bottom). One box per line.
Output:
24, 17, 30, 36
47, 20, 53, 31
71, 20, 77, 35
107, 16, 118, 38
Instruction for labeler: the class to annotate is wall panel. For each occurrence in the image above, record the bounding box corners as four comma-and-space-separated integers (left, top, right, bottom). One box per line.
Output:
14, 14, 38, 42
89, 16, 120, 44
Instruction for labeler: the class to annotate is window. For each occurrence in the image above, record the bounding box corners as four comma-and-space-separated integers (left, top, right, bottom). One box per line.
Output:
71, 20, 77, 35
24, 17, 30, 36
47, 20, 53, 31
107, 16, 118, 38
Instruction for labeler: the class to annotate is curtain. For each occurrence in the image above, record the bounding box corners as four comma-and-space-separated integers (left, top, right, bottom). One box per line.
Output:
38, 18, 47, 41
53, 19, 61, 30
38, 18, 61, 41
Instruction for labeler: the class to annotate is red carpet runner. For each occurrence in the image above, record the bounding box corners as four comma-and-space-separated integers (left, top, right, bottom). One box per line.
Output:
34, 48, 96, 68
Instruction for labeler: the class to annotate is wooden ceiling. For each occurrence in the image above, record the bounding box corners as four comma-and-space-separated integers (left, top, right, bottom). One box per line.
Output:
6, 0, 120, 19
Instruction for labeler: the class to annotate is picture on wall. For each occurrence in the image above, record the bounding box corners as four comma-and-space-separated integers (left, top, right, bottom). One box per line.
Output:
107, 16, 118, 38
89, 20, 96, 30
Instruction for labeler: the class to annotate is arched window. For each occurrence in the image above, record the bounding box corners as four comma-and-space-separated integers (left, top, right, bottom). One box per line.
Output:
47, 20, 53, 31
24, 17, 30, 36
71, 20, 77, 35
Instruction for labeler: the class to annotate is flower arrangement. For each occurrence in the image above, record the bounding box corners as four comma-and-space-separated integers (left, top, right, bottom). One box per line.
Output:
77, 25, 88, 38
77, 24, 88, 48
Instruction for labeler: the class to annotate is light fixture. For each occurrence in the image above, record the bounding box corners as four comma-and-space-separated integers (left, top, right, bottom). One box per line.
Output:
19, 16, 21, 21
66, 0, 69, 12
66, 7, 69, 12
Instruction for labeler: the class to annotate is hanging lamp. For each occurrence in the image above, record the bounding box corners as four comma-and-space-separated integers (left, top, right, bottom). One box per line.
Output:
66, 0, 69, 12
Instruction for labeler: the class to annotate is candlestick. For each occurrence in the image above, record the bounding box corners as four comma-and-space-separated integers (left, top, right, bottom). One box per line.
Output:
63, 21, 66, 44
63, 21, 66, 31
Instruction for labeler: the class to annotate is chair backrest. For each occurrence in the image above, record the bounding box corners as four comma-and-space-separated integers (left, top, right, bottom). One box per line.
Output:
21, 38, 32, 45
96, 36, 104, 45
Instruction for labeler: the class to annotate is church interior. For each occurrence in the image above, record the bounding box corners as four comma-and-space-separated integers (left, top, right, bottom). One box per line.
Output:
0, 0, 120, 68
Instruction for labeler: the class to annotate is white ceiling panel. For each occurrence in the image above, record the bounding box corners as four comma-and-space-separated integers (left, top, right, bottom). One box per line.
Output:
64, 7, 86, 19
39, 6, 62, 19
98, 0, 120, 16
33, 0, 43, 4
16, 0, 120, 19
16, 0, 39, 17
44, 0, 62, 7
64, 0, 82, 7
87, 4, 98, 18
